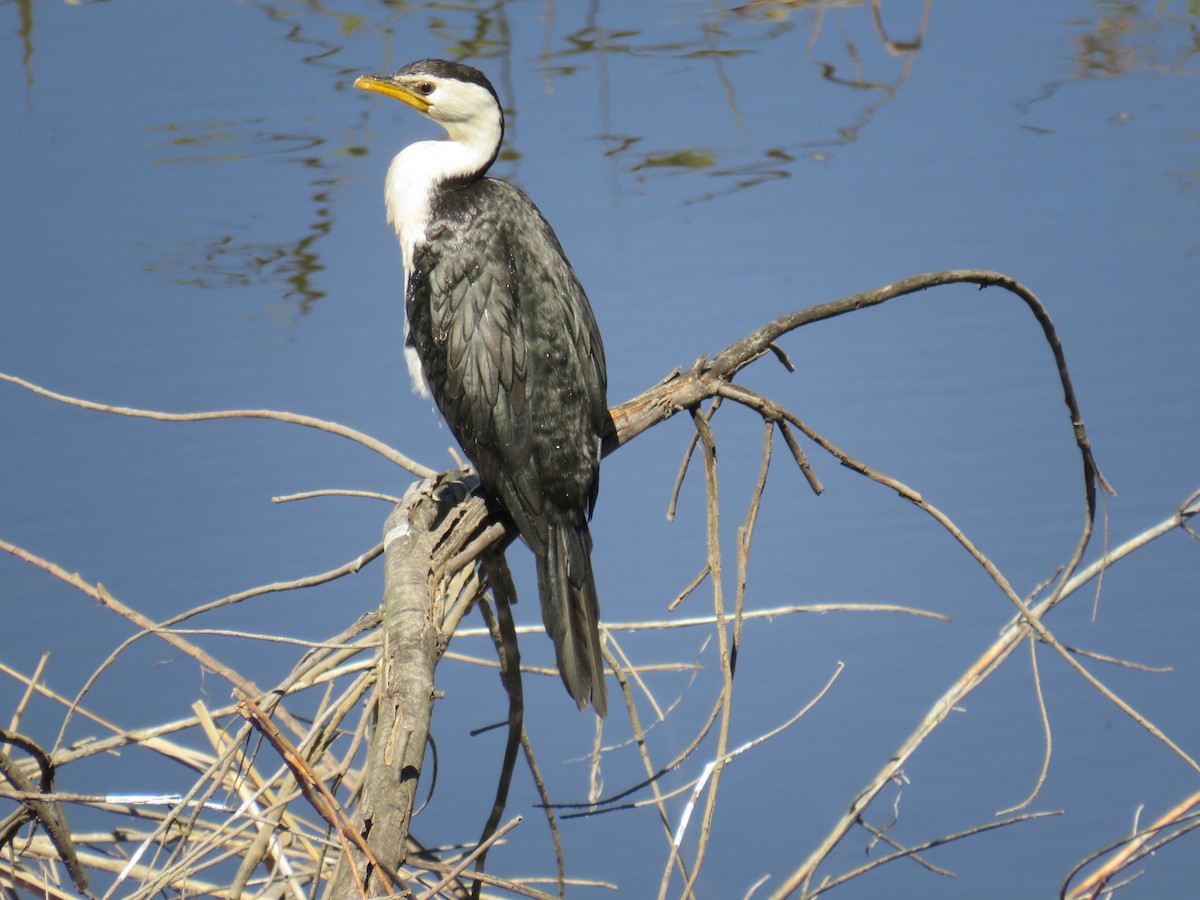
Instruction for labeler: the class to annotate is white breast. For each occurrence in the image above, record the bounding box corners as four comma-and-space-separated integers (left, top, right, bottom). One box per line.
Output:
384, 142, 443, 398
384, 134, 498, 399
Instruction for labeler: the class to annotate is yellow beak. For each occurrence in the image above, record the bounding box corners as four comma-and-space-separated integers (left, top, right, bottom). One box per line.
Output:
353, 75, 431, 113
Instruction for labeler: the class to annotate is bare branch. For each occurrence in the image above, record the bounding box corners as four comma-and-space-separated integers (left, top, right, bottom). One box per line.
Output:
0, 372, 433, 476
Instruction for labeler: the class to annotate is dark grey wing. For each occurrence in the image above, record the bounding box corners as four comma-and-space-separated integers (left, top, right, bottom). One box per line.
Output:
407, 178, 609, 714
408, 220, 539, 554
408, 179, 606, 546
505, 186, 607, 520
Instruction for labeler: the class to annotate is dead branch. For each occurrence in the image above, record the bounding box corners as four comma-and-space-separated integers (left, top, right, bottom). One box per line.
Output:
324, 474, 478, 897
4, 270, 1196, 898
0, 372, 431, 477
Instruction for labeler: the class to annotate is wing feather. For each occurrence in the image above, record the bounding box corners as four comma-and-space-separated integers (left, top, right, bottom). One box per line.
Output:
406, 177, 608, 712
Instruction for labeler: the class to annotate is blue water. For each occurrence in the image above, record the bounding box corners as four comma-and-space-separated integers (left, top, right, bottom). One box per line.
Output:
2, 1, 1198, 897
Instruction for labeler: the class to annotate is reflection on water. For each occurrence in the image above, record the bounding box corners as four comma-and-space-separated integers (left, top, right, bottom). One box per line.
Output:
6, 0, 946, 315
146, 219, 330, 314
140, 120, 336, 314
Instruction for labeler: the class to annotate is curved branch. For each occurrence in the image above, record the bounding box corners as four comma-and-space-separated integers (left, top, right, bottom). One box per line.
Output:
0, 372, 433, 477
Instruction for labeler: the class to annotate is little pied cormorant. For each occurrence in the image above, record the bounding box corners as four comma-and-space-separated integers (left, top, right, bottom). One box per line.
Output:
355, 59, 609, 716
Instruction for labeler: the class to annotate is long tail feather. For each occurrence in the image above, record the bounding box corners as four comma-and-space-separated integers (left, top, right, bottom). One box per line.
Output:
536, 521, 607, 717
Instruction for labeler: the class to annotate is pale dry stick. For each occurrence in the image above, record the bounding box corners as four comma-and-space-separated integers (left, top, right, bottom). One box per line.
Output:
589, 708, 604, 809
292, 668, 376, 766
0, 862, 80, 900
284, 654, 377, 701
0, 545, 287, 766
518, 727, 567, 900
402, 856, 562, 900
0, 790, 229, 809
659, 663, 844, 814
1060, 644, 1171, 673
771, 494, 1199, 898
310, 672, 378, 788
236, 691, 404, 896
273, 614, 382, 695
439, 563, 491, 652
670, 408, 737, 900
561, 677, 723, 816
445, 650, 696, 679
444, 518, 508, 588
0, 372, 432, 476
0, 659, 234, 767
2, 644, 375, 771
156, 691, 360, 897
618, 603, 951, 630
511, 875, 619, 893
1180, 488, 1200, 539
191, 702, 310, 900
109, 722, 272, 900
733, 421, 776, 672
1063, 814, 1200, 899
1089, 491, 1113, 624
9, 653, 49, 731
439, 558, 492, 640
578, 643, 702, 767
32, 540, 384, 753
451, 602, 950, 637
435, 506, 498, 584
668, 565, 711, 613
604, 628, 667, 722
329, 685, 378, 809
803, 810, 1062, 898
666, 393, 721, 522
273, 488, 402, 504
417, 815, 522, 900
230, 791, 308, 899
1064, 791, 1200, 899
126, 816, 270, 900
234, 790, 340, 899
163, 545, 383, 630
858, 815, 953, 878
996, 636, 1053, 815
744, 873, 773, 900
784, 399, 1177, 768
153, 797, 323, 900
596, 641, 696, 889
67, 540, 384, 728
156, 629, 366, 649
12, 836, 226, 896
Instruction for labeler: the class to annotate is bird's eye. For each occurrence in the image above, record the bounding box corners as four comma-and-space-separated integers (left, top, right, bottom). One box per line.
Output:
417, 82, 435, 96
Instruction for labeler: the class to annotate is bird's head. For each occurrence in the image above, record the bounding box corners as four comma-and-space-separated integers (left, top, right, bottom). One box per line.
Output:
355, 59, 503, 151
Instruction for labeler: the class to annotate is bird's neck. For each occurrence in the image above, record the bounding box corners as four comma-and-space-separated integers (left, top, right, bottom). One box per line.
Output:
384, 115, 500, 262
385, 101, 502, 239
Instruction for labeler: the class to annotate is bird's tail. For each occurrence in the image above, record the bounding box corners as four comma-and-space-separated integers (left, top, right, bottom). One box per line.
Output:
537, 520, 607, 717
